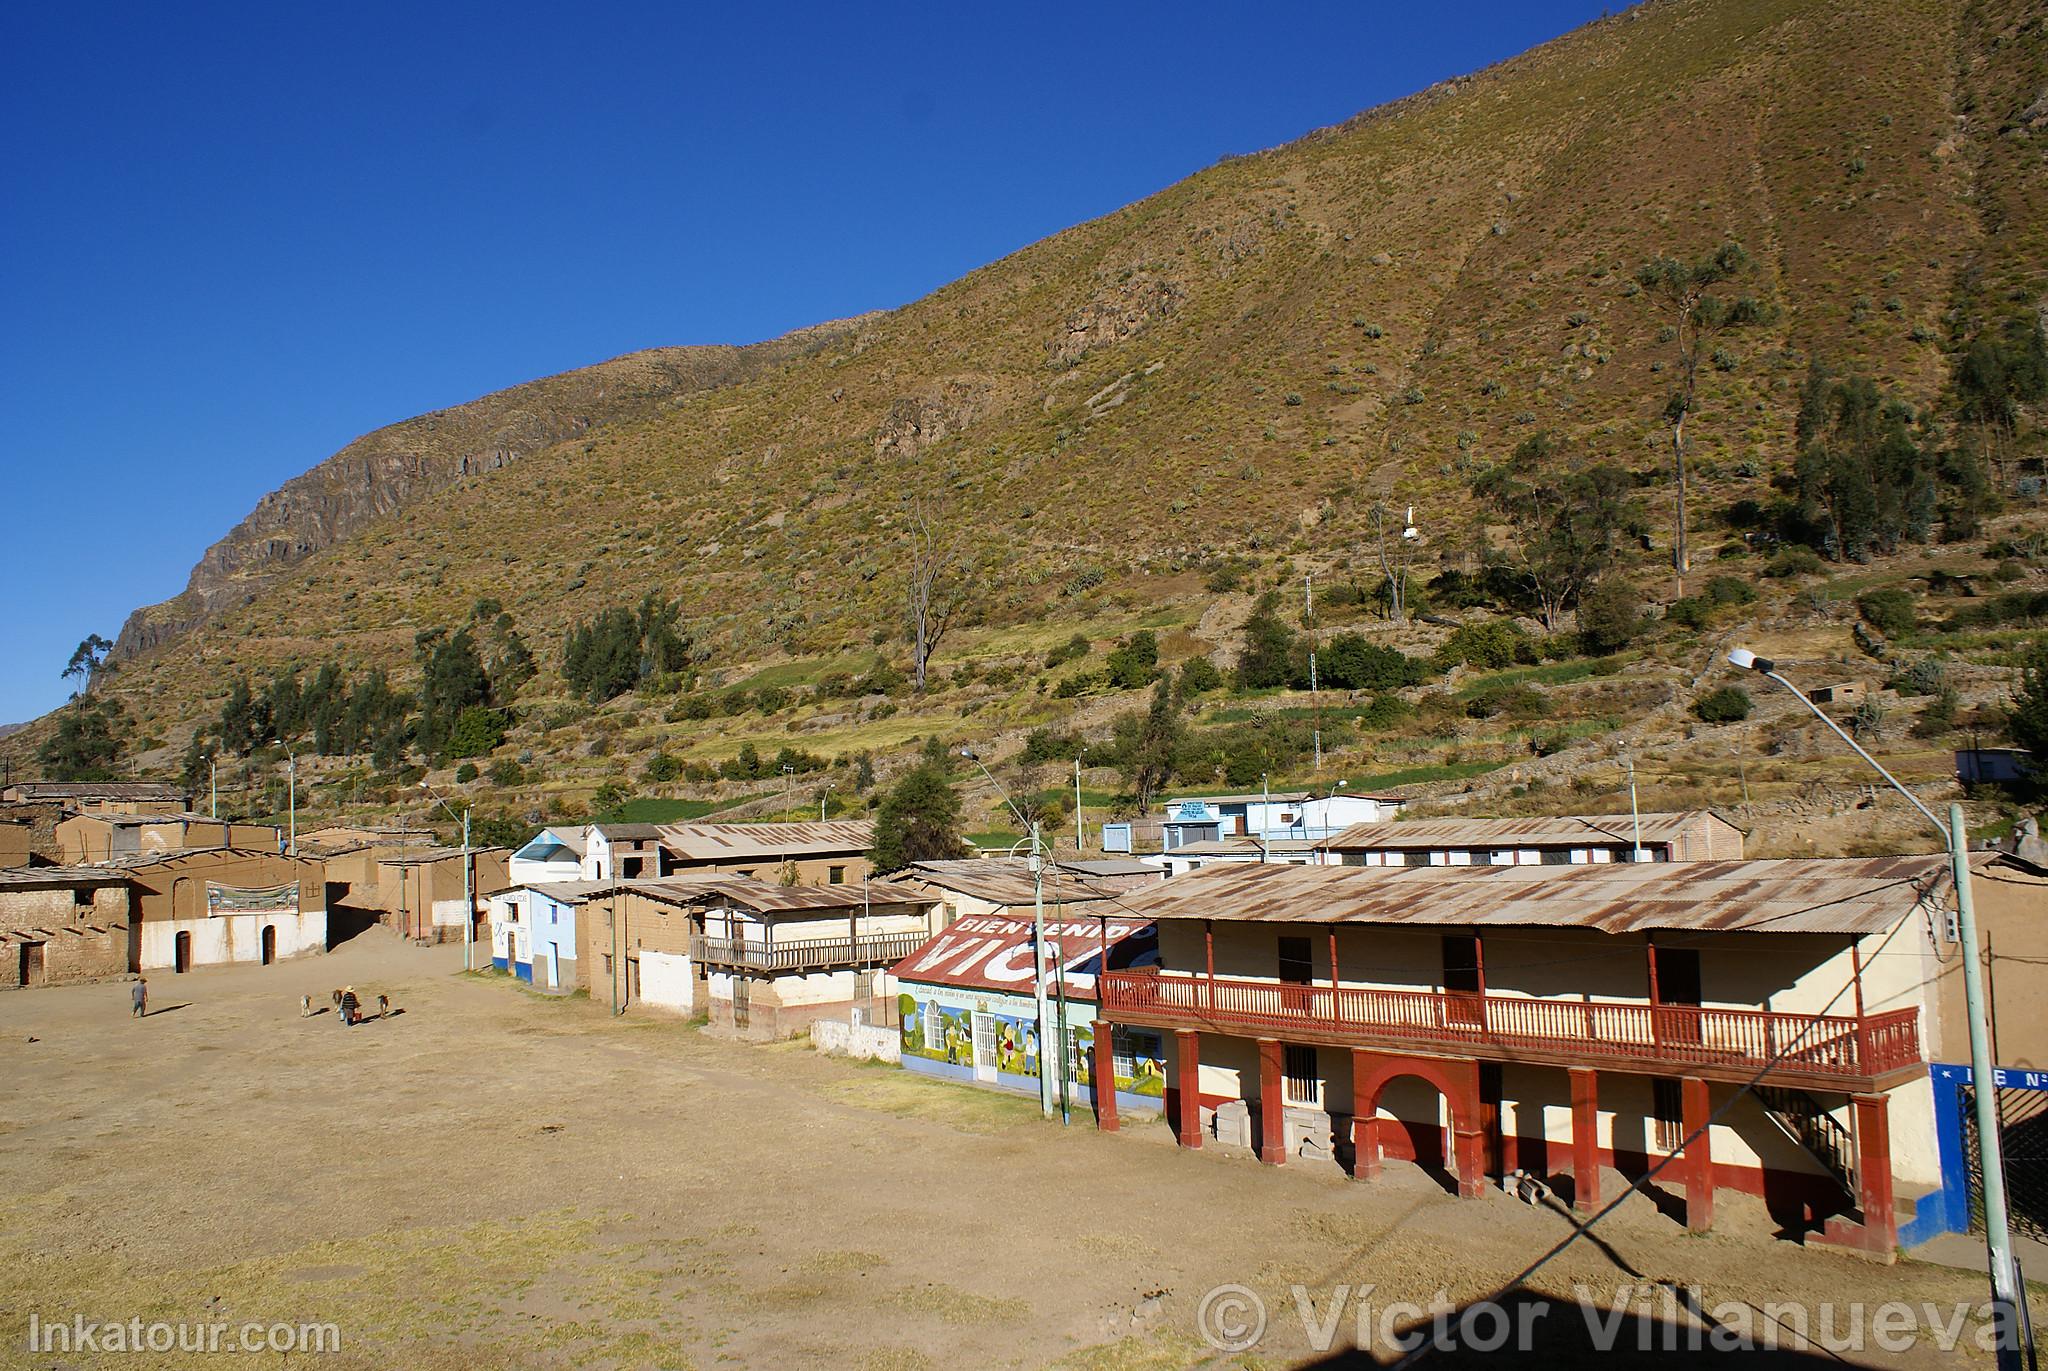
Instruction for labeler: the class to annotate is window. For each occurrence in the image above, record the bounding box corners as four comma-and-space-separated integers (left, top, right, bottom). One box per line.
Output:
1277, 936, 1313, 984
1284, 1044, 1321, 1105
1403, 850, 1432, 867
1340, 852, 1366, 868
73, 887, 93, 907
622, 856, 644, 879
1539, 848, 1573, 866
1652, 1078, 1684, 1152
1442, 935, 1481, 994
827, 865, 847, 885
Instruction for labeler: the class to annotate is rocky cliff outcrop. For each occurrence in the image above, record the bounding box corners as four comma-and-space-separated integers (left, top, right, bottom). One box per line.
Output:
112, 317, 876, 660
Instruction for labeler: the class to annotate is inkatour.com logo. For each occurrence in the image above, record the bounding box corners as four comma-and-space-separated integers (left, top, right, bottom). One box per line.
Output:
27, 1314, 342, 1356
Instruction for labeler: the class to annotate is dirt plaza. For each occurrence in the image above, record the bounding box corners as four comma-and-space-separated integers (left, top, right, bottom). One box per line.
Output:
0, 930, 2035, 1369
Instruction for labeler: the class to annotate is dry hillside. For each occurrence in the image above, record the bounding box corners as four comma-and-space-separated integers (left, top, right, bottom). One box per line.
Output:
13, 0, 2048, 853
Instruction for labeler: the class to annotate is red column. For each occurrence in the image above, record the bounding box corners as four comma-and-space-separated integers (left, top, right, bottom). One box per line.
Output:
1682, 1075, 1714, 1233
1257, 1038, 1286, 1165
1174, 1029, 1202, 1149
1852, 1093, 1897, 1257
1569, 1068, 1600, 1212
1450, 1059, 1487, 1199
1093, 1024, 1119, 1133
1351, 1049, 1379, 1180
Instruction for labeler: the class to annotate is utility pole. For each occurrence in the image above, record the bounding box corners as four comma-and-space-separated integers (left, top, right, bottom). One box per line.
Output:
1029, 820, 1053, 1118
210, 755, 217, 820
782, 764, 794, 818
1074, 758, 1084, 857
1623, 754, 1644, 862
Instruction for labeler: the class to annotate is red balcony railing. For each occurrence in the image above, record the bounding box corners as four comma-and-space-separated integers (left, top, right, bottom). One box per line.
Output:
1098, 969, 1922, 1083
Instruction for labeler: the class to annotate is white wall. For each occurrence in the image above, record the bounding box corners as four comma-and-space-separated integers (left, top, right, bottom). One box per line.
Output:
140, 912, 326, 971
640, 950, 695, 1014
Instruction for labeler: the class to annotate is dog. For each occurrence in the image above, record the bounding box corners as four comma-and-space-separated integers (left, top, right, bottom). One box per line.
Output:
331, 988, 343, 1008
377, 994, 391, 1018
300, 994, 312, 1018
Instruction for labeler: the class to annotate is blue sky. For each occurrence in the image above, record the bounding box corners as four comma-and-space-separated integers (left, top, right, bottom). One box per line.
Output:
0, 1, 1615, 726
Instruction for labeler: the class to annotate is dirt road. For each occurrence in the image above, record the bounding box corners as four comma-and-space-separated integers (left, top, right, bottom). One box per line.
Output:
0, 932, 2030, 1368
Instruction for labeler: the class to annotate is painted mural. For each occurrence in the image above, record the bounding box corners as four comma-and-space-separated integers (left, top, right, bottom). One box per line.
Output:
896, 986, 1164, 1096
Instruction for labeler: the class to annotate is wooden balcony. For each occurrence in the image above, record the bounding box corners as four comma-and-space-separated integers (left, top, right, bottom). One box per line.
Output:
690, 930, 929, 975
1097, 969, 1924, 1092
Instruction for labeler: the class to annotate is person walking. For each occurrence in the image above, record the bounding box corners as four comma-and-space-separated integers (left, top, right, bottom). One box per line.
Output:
130, 978, 147, 1018
338, 986, 359, 1028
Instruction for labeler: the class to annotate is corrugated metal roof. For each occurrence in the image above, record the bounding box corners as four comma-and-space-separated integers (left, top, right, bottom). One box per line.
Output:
698, 876, 930, 913
0, 866, 133, 889
1106, 855, 1952, 935
893, 911, 1158, 997
655, 820, 874, 860
907, 859, 1123, 908
1321, 810, 1728, 851
378, 845, 509, 866
2, 782, 189, 801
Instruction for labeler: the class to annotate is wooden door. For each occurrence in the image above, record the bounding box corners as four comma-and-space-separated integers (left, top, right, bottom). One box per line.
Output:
20, 941, 44, 987
1443, 934, 1484, 1027
174, 930, 192, 974
260, 924, 276, 966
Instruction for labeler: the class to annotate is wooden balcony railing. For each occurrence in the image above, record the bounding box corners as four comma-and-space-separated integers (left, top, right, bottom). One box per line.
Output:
1098, 969, 1922, 1084
690, 931, 929, 975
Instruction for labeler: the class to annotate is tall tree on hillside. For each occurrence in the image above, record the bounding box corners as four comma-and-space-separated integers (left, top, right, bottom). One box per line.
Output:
61, 634, 113, 696
38, 696, 126, 781
872, 763, 968, 872
904, 497, 959, 693
1635, 241, 1772, 595
1474, 434, 1641, 632
2009, 638, 2048, 767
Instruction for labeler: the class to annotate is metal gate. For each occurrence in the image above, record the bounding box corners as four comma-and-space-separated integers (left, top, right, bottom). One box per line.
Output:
1962, 1084, 2048, 1241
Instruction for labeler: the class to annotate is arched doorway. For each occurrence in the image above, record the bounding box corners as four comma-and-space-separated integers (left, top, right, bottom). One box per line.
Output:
260, 924, 277, 966
1350, 1052, 1488, 1198
174, 930, 192, 974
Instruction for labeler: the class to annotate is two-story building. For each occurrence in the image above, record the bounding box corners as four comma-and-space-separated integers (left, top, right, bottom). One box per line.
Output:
1316, 810, 1744, 867
507, 827, 587, 885
1103, 790, 1406, 854
1091, 856, 1954, 1260
485, 877, 599, 990
580, 820, 873, 885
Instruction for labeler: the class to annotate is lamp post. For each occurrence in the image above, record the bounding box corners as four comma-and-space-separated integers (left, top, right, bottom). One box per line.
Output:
1729, 647, 2020, 1363
961, 747, 1056, 1119
820, 783, 834, 822
270, 739, 296, 855
419, 781, 475, 973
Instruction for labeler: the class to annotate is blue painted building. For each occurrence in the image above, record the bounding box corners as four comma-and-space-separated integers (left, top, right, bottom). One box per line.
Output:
484, 880, 589, 991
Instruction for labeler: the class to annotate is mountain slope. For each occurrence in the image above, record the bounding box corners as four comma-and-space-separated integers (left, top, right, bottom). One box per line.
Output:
111, 317, 875, 658
16, 0, 2047, 841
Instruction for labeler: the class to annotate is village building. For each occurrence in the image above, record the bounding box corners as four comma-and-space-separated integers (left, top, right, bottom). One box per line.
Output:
0, 866, 135, 989
484, 878, 603, 990
1315, 809, 1744, 867
55, 811, 282, 864
370, 846, 509, 945
581, 820, 875, 886
896, 856, 1164, 927
1102, 790, 1406, 854
567, 876, 935, 1036
0, 818, 33, 869
112, 848, 327, 974
1905, 850, 2048, 1244
0, 781, 192, 814
891, 880, 1162, 1112
1152, 837, 1323, 876
508, 827, 586, 885
1090, 856, 1962, 1260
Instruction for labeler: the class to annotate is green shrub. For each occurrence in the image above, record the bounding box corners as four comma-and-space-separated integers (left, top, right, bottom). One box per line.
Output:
1435, 620, 1522, 671
1043, 634, 1090, 668
1579, 579, 1648, 655
642, 752, 682, 783
1995, 559, 2027, 583
454, 762, 479, 784
445, 706, 509, 760
1465, 683, 1549, 720
1665, 597, 1712, 630
1703, 575, 1757, 606
486, 758, 525, 786
1856, 587, 1917, 638
1178, 658, 1224, 696
1763, 548, 1824, 578
1693, 687, 1753, 723
1105, 632, 1162, 689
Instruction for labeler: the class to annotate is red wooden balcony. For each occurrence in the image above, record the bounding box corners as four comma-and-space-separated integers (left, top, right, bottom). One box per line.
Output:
1097, 968, 1923, 1091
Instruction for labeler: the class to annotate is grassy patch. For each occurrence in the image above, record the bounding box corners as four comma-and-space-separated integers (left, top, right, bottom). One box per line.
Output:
821, 1071, 1046, 1134
1342, 758, 1510, 791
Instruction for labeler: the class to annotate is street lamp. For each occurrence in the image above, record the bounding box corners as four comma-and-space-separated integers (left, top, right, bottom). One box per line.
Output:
819, 782, 834, 822
961, 746, 1056, 1120
1729, 647, 2021, 1361
270, 739, 296, 855
419, 780, 475, 973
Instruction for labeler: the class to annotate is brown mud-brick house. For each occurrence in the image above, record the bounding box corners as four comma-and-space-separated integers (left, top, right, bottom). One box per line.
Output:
55, 811, 282, 864
115, 848, 327, 973
0, 867, 135, 989
0, 781, 193, 814
0, 819, 32, 870
582, 820, 875, 886
1094, 856, 1955, 1261
372, 846, 509, 944
570, 875, 937, 1036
